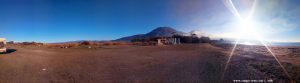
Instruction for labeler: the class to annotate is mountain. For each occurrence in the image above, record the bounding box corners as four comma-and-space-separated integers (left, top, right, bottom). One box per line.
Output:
115, 34, 145, 42
115, 27, 184, 41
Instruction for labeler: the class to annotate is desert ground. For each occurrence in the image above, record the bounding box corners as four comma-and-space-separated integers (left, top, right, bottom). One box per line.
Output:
0, 44, 299, 83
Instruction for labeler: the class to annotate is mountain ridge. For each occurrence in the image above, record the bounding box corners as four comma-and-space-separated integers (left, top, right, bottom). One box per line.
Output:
115, 27, 184, 41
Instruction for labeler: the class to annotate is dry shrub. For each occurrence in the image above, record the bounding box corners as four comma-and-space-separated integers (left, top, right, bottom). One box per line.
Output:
66, 43, 80, 47
102, 42, 114, 46
80, 41, 91, 46
92, 42, 103, 46
103, 42, 114, 46
46, 41, 132, 48
117, 42, 132, 45
131, 42, 151, 46
45, 44, 62, 48
46, 43, 80, 48
132, 42, 142, 45
20, 42, 44, 46
131, 41, 157, 46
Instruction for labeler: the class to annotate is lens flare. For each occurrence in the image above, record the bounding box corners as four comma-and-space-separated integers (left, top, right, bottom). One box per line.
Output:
222, 38, 240, 79
222, 0, 291, 81
253, 32, 292, 79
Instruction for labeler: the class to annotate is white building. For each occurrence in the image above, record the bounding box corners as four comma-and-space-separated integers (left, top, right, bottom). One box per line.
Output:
157, 37, 180, 46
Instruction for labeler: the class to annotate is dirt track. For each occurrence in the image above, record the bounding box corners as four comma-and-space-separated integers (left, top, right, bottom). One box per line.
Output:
0, 44, 298, 83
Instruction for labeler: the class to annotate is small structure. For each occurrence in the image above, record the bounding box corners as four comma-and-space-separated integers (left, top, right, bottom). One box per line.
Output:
0, 38, 6, 53
157, 37, 180, 46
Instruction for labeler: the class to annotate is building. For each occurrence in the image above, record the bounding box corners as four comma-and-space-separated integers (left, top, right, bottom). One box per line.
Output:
157, 37, 180, 46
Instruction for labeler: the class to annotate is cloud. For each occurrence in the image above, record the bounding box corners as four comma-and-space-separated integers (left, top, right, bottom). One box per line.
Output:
216, 0, 300, 42
174, 0, 300, 42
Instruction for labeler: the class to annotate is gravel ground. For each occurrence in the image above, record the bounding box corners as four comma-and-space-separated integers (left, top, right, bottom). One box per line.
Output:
0, 44, 298, 83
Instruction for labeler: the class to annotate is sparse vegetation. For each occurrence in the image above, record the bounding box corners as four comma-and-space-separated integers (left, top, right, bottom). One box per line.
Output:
1, 41, 300, 82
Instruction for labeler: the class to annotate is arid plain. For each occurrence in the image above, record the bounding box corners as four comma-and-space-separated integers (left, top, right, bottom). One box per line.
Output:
0, 44, 299, 83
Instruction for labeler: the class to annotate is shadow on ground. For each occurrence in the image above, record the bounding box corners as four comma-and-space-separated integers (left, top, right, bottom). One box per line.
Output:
0, 49, 17, 54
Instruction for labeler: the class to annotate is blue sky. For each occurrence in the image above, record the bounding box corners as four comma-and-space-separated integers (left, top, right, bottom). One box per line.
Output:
0, 0, 299, 43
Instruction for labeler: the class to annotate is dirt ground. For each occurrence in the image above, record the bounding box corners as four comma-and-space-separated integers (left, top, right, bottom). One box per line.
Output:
0, 44, 299, 83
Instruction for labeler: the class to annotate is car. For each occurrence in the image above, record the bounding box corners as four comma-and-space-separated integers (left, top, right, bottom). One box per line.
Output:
0, 38, 6, 53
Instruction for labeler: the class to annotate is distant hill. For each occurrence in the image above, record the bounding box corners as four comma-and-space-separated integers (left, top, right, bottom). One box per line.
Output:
115, 27, 185, 42
50, 40, 109, 44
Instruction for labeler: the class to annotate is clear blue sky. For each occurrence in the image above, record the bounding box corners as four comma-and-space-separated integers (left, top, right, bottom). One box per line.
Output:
0, 0, 299, 43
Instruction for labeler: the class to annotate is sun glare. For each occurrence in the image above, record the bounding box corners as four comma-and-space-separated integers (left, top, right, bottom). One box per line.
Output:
222, 0, 292, 81
233, 19, 262, 41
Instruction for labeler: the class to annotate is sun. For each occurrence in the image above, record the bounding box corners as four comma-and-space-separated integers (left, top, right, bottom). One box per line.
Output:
222, 0, 292, 81
234, 19, 262, 41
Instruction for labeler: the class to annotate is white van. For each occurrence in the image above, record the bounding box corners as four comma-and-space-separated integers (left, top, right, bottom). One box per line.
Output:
0, 38, 6, 53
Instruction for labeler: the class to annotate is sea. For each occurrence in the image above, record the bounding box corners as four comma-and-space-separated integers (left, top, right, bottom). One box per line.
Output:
223, 41, 300, 47
270, 42, 300, 47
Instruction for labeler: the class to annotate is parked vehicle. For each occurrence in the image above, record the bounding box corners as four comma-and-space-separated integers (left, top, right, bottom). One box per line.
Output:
0, 38, 6, 53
